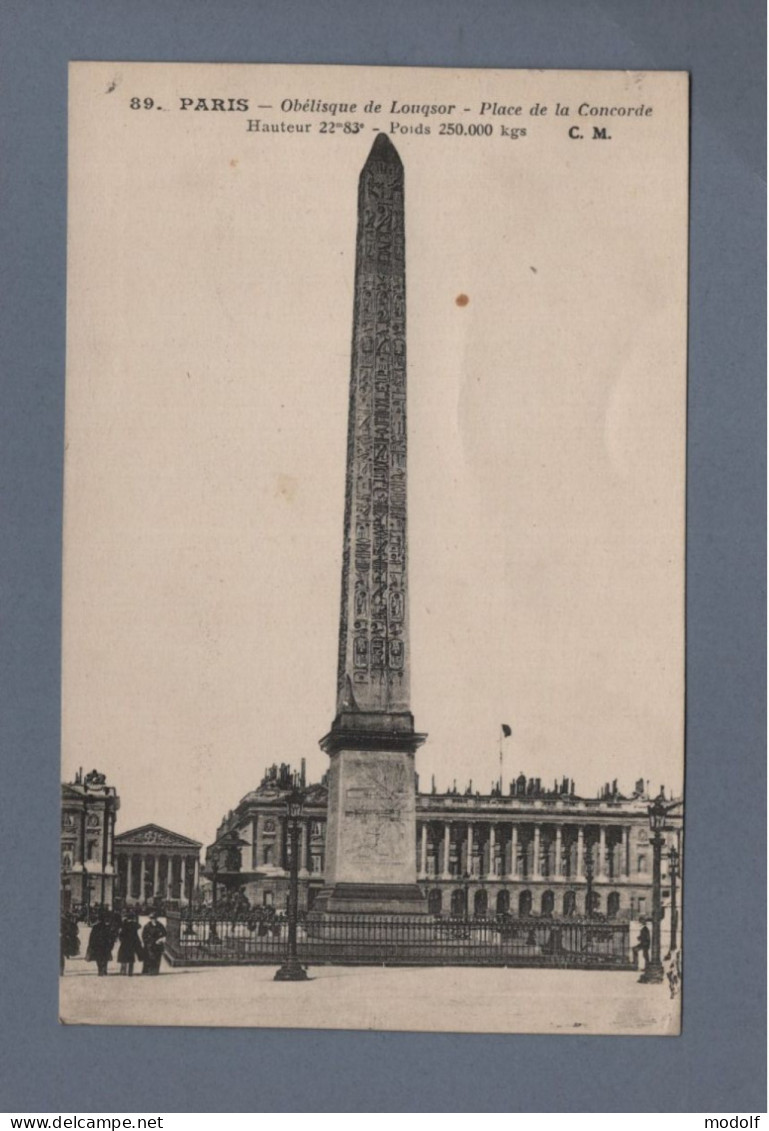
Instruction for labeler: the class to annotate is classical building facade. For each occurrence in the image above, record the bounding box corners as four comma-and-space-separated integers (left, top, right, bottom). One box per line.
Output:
206, 764, 683, 921
61, 769, 120, 910
114, 824, 202, 906
206, 764, 328, 911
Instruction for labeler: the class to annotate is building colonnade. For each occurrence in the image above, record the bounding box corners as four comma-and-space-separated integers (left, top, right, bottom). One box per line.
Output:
417, 820, 636, 882
120, 852, 200, 904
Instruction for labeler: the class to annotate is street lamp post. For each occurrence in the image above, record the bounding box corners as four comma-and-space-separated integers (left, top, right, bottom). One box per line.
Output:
639, 794, 668, 984
274, 784, 309, 981
211, 857, 219, 912
184, 857, 195, 937
666, 844, 680, 957
206, 854, 221, 943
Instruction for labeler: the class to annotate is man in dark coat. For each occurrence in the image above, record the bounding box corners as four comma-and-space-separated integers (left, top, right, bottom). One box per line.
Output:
141, 912, 167, 975
86, 911, 114, 976
60, 912, 80, 975
117, 913, 144, 976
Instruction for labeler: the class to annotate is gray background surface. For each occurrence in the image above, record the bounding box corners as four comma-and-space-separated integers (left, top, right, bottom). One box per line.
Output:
1, 0, 765, 1114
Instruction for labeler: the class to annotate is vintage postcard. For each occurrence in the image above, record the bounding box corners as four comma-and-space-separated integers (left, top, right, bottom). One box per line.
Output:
60, 62, 687, 1034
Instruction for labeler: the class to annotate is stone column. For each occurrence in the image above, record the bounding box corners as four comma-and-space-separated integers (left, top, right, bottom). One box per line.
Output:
139, 857, 146, 901
75, 814, 84, 866
443, 824, 451, 878
577, 827, 584, 877
193, 857, 199, 892
466, 824, 474, 876
126, 855, 133, 902
488, 825, 496, 878
420, 823, 427, 877
180, 857, 187, 903
598, 826, 607, 878
623, 826, 630, 877
510, 825, 518, 878
555, 826, 563, 877
152, 856, 159, 897
100, 806, 109, 904
251, 817, 258, 869
533, 825, 541, 878
167, 857, 174, 899
255, 817, 263, 870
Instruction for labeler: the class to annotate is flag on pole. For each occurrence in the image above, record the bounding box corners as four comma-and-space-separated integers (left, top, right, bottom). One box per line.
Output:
498, 724, 512, 792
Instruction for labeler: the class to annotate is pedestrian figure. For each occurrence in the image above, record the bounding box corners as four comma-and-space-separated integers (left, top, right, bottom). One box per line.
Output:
666, 950, 681, 998
85, 910, 114, 976
60, 912, 80, 975
141, 912, 167, 975
117, 913, 144, 976
632, 918, 651, 970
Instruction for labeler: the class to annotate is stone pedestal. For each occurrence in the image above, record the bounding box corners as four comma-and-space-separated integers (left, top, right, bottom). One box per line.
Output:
314, 714, 427, 914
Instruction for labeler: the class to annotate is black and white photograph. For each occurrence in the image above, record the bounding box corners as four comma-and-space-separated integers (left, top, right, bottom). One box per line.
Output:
60, 62, 688, 1035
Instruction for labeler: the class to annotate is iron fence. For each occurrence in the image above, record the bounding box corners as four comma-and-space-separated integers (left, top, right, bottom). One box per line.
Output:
165, 911, 631, 969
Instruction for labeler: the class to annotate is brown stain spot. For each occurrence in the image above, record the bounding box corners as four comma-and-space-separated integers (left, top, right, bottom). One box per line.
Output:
455, 293, 469, 307
230, 158, 239, 168
276, 473, 298, 503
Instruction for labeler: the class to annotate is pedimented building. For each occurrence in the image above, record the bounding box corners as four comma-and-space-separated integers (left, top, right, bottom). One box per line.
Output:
114, 823, 202, 906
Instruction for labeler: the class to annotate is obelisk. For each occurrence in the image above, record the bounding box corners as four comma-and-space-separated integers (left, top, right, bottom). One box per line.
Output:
316, 134, 427, 914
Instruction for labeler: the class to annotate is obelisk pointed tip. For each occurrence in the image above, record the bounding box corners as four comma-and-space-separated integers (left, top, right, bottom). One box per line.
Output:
365, 132, 403, 166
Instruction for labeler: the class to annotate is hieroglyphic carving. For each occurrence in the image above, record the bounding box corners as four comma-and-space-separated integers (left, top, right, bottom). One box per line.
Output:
336, 135, 410, 715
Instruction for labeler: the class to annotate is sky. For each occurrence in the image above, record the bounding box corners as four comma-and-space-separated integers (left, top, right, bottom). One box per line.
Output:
62, 64, 688, 847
